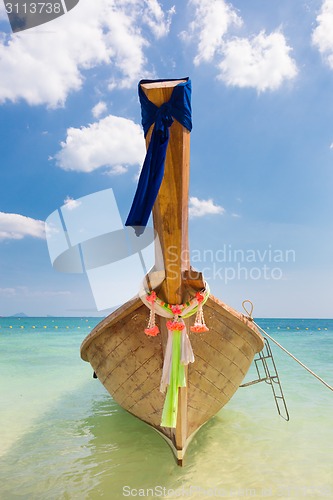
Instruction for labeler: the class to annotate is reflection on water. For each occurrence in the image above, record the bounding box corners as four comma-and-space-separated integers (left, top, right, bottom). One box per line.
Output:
1, 381, 332, 499
0, 319, 332, 499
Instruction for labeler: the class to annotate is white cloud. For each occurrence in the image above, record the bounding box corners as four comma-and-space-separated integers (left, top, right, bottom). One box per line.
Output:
92, 101, 108, 119
0, 0, 171, 107
0, 212, 45, 240
17, 286, 72, 297
55, 114, 145, 173
183, 0, 242, 65
189, 197, 225, 218
218, 31, 298, 91
143, 0, 175, 38
103, 165, 129, 175
312, 0, 333, 68
63, 196, 82, 210
183, 1, 297, 92
0, 288, 16, 297
0, 286, 71, 297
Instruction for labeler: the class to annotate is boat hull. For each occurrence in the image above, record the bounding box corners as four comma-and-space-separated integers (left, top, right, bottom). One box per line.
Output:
80, 294, 264, 458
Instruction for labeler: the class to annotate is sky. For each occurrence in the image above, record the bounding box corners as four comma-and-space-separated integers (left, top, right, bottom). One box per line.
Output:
0, 0, 333, 318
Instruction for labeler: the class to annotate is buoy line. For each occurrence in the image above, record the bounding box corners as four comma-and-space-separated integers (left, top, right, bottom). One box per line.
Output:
241, 300, 333, 393
254, 320, 333, 392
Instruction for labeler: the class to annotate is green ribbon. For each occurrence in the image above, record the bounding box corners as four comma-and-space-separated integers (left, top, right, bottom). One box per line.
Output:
160, 330, 186, 428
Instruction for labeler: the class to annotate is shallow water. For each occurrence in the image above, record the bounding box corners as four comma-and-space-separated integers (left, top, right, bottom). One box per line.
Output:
0, 318, 332, 499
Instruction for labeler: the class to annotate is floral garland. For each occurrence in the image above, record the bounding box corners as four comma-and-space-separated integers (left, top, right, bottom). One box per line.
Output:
140, 284, 210, 335
139, 283, 210, 428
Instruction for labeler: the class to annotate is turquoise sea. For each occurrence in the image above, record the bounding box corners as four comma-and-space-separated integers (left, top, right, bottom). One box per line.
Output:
0, 317, 332, 500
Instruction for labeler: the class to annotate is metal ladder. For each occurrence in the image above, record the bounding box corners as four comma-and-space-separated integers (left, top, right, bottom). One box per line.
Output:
240, 337, 290, 421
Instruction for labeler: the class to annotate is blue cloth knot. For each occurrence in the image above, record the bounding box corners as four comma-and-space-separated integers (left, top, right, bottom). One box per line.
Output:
155, 102, 174, 137
125, 78, 192, 230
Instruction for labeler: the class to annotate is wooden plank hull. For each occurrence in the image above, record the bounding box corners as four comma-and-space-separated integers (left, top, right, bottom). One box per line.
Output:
80, 294, 264, 460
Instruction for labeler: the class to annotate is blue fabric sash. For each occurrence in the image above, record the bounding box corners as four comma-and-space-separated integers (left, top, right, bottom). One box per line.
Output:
125, 78, 192, 230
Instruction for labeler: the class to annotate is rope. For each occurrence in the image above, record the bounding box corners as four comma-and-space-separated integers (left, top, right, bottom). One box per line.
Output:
242, 300, 333, 393
242, 299, 254, 319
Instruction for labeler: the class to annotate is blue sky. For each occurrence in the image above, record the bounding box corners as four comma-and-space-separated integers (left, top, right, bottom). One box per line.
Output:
0, 0, 333, 317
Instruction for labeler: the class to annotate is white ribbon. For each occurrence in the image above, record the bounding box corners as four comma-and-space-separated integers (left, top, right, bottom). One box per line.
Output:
159, 322, 195, 394
181, 327, 195, 365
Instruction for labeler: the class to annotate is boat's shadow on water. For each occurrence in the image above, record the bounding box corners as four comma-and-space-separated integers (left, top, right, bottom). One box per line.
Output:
0, 377, 261, 499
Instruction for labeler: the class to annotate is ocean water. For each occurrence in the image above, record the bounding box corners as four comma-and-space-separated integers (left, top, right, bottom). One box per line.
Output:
0, 317, 332, 500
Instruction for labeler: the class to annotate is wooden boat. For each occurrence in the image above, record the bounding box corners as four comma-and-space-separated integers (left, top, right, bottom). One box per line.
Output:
80, 79, 264, 464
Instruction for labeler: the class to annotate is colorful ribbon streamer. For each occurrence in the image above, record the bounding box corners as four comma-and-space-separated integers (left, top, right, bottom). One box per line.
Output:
139, 285, 210, 428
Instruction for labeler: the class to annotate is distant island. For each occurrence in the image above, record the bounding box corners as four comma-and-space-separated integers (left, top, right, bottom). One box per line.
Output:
9, 313, 29, 318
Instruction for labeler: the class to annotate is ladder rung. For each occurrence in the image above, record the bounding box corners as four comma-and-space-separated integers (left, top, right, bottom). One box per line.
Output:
247, 337, 290, 421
